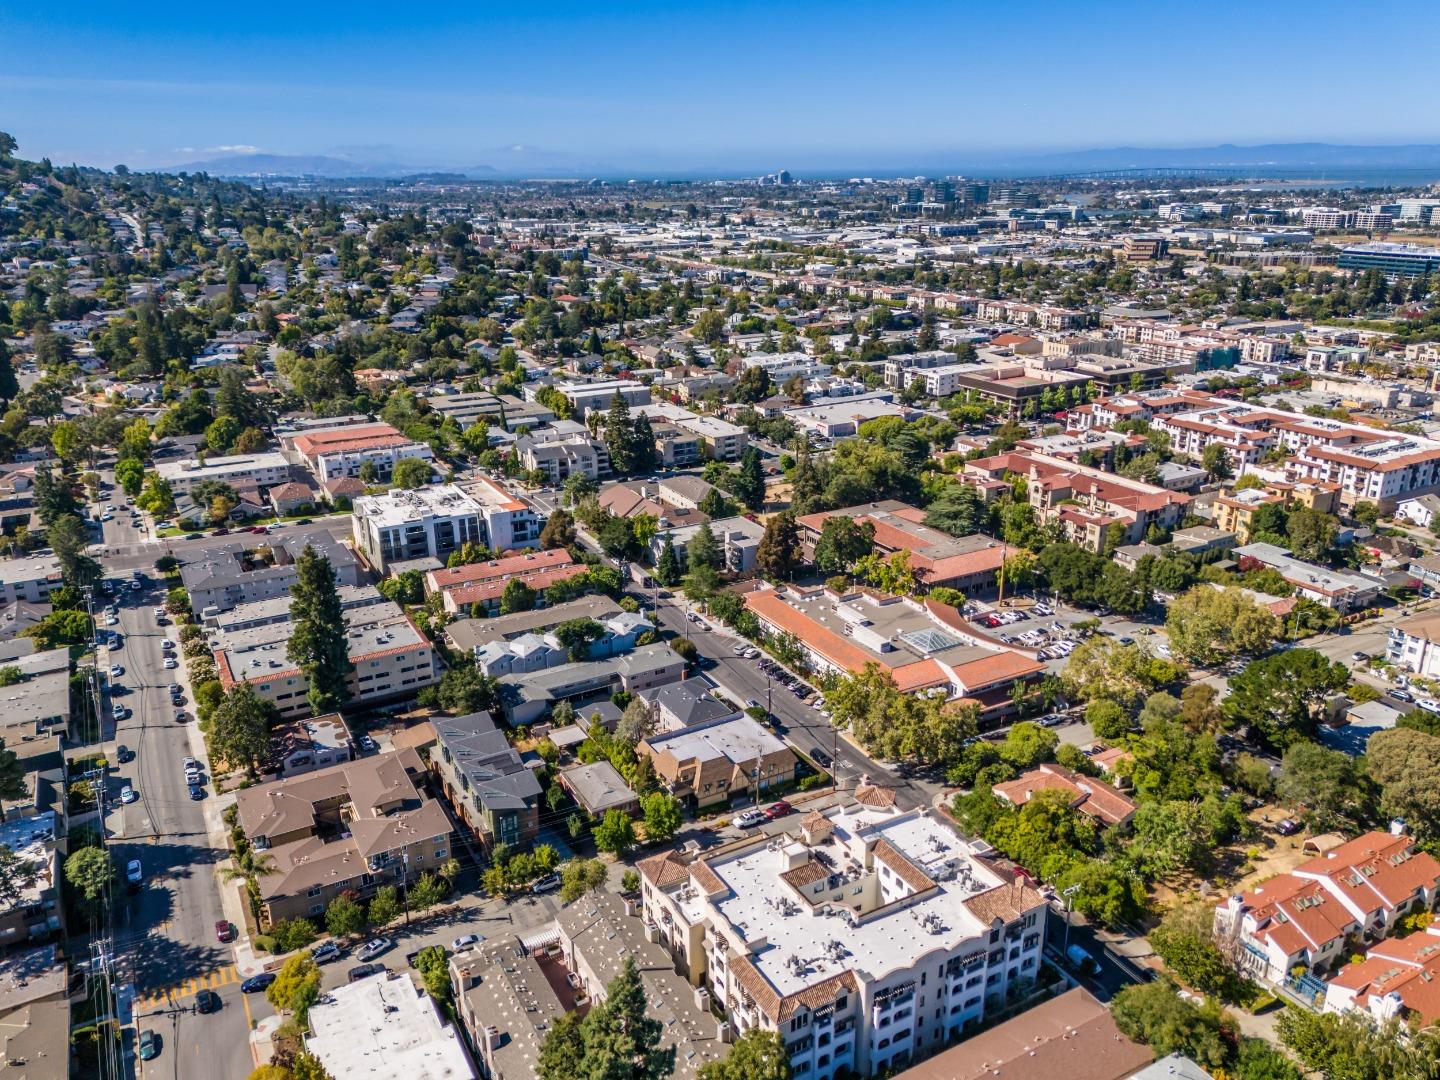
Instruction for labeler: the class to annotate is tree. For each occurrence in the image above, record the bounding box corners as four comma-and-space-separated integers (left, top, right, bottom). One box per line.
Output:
1165, 586, 1280, 666
266, 953, 321, 1025
615, 697, 657, 745
433, 661, 500, 715
1064, 638, 1182, 710
593, 809, 636, 855
538, 955, 672, 1080
1277, 1008, 1433, 1080
391, 456, 432, 489
367, 885, 401, 927
115, 458, 145, 498
554, 618, 606, 662
540, 508, 577, 551
1086, 699, 1130, 741
137, 473, 176, 517
924, 484, 991, 537
755, 511, 799, 580
1287, 507, 1337, 562
641, 792, 683, 843
1150, 902, 1237, 996
286, 546, 351, 714
210, 685, 278, 776
205, 415, 241, 454
325, 894, 367, 938
997, 722, 1058, 770
0, 846, 38, 909
1201, 443, 1232, 482
415, 945, 452, 1009
1274, 741, 1375, 832
64, 847, 113, 905
500, 578, 537, 614
812, 516, 874, 576
559, 857, 609, 903
1223, 649, 1350, 747
698, 1029, 791, 1080
604, 392, 638, 475
731, 447, 766, 511
687, 523, 721, 572
1366, 727, 1440, 839
410, 872, 446, 913
655, 534, 682, 586
1111, 980, 1235, 1072
1129, 800, 1215, 881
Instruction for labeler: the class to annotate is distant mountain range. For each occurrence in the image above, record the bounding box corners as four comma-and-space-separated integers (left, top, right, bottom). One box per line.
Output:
157, 142, 1440, 181
165, 153, 498, 178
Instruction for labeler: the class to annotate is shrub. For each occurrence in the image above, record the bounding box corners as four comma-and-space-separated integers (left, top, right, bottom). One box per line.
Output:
253, 934, 277, 953
270, 918, 318, 953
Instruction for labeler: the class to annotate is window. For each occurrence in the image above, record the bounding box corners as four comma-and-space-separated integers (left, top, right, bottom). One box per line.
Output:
790, 1015, 809, 1032
310, 904, 323, 916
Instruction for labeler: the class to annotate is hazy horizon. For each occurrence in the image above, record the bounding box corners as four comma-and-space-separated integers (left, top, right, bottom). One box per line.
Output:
4, 0, 1439, 174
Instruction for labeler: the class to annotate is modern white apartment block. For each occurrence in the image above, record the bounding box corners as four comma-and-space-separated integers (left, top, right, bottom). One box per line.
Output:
0, 556, 62, 606
547, 379, 651, 417
639, 797, 1047, 1079
287, 422, 435, 484
351, 481, 541, 571
155, 451, 293, 497
739, 352, 834, 383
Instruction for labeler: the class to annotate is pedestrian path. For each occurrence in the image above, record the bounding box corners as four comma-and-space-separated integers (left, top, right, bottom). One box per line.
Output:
134, 965, 239, 1010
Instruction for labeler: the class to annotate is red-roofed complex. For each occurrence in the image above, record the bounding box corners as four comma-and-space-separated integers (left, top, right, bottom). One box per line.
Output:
1217, 828, 1440, 985
287, 421, 435, 483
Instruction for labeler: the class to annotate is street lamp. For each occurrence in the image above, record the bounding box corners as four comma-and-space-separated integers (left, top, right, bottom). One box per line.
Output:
1061, 883, 1082, 955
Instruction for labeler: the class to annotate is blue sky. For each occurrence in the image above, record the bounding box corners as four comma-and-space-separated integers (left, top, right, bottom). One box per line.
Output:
3, 0, 1437, 174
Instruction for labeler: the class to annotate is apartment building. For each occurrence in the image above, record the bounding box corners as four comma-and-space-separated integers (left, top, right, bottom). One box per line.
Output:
470, 609, 651, 677
1121, 235, 1169, 262
497, 642, 687, 725
962, 450, 1191, 552
179, 532, 363, 615
1337, 243, 1440, 279
426, 391, 554, 432
677, 415, 748, 461
738, 352, 833, 383
516, 431, 611, 483
155, 451, 293, 497
351, 481, 542, 571
213, 601, 439, 718
306, 971, 474, 1080
1324, 921, 1440, 1028
546, 379, 652, 417
640, 715, 797, 808
1212, 481, 1339, 543
796, 501, 1018, 593
430, 711, 542, 851
0, 557, 61, 606
1232, 542, 1381, 611
744, 585, 1042, 718
1216, 828, 1440, 986
234, 748, 452, 927
424, 548, 589, 615
443, 595, 622, 655
1385, 612, 1440, 679
639, 799, 1048, 1079
287, 421, 435, 484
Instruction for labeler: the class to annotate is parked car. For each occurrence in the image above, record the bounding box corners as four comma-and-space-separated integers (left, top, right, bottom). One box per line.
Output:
138, 1030, 160, 1060
215, 920, 235, 943
196, 989, 221, 1014
1391, 689, 1415, 703
126, 858, 143, 887
163, 657, 178, 669
188, 784, 204, 801
732, 809, 765, 829
116, 744, 133, 763
1038, 713, 1065, 728
530, 874, 562, 895
1276, 818, 1301, 836
347, 963, 384, 983
109, 664, 124, 677
119, 785, 137, 805
357, 734, 378, 752
241, 972, 277, 993
451, 934, 485, 952
310, 941, 341, 964
1352, 651, 1370, 662
811, 748, 833, 769
356, 937, 393, 962
764, 800, 793, 819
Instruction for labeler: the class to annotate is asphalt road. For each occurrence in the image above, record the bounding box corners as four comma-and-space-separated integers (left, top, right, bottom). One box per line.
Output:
88, 493, 255, 1080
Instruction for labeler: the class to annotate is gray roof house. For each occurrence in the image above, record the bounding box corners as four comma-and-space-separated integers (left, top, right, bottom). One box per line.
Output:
431, 712, 543, 850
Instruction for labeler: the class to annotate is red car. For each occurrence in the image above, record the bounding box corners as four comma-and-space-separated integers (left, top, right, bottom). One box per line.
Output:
215, 920, 235, 943
764, 800, 793, 820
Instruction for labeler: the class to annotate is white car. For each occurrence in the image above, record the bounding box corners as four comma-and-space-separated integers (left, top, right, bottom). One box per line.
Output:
104, 615, 119, 626
109, 665, 124, 677
163, 658, 178, 669
451, 934, 485, 951
732, 809, 765, 829
119, 785, 137, 804
160, 639, 175, 651
1418, 698, 1440, 715
153, 608, 165, 618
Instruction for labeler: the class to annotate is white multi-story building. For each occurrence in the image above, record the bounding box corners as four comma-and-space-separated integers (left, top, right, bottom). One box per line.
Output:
1386, 612, 1440, 680
639, 797, 1047, 1079
739, 352, 833, 383
287, 422, 435, 484
546, 379, 651, 418
156, 452, 293, 497
351, 481, 542, 571
0, 556, 62, 605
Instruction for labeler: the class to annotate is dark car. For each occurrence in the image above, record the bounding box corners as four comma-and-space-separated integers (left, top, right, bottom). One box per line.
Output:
116, 744, 133, 763
196, 989, 221, 1014
810, 748, 833, 769
240, 972, 276, 993
1276, 818, 1302, 836
348, 962, 384, 983
188, 784, 204, 801
215, 920, 235, 943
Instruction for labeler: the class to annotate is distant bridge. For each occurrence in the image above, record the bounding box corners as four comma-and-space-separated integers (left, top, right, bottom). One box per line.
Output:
1012, 166, 1297, 182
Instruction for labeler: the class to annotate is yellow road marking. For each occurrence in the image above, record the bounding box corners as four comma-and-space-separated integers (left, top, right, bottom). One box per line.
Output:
136, 966, 239, 1009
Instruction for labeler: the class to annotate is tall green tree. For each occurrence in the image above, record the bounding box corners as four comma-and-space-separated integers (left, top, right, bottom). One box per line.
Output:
210, 685, 279, 776
538, 956, 673, 1080
603, 392, 638, 475
731, 446, 766, 511
287, 545, 352, 713
699, 1029, 791, 1080
655, 533, 682, 586
755, 511, 799, 580
812, 516, 874, 576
